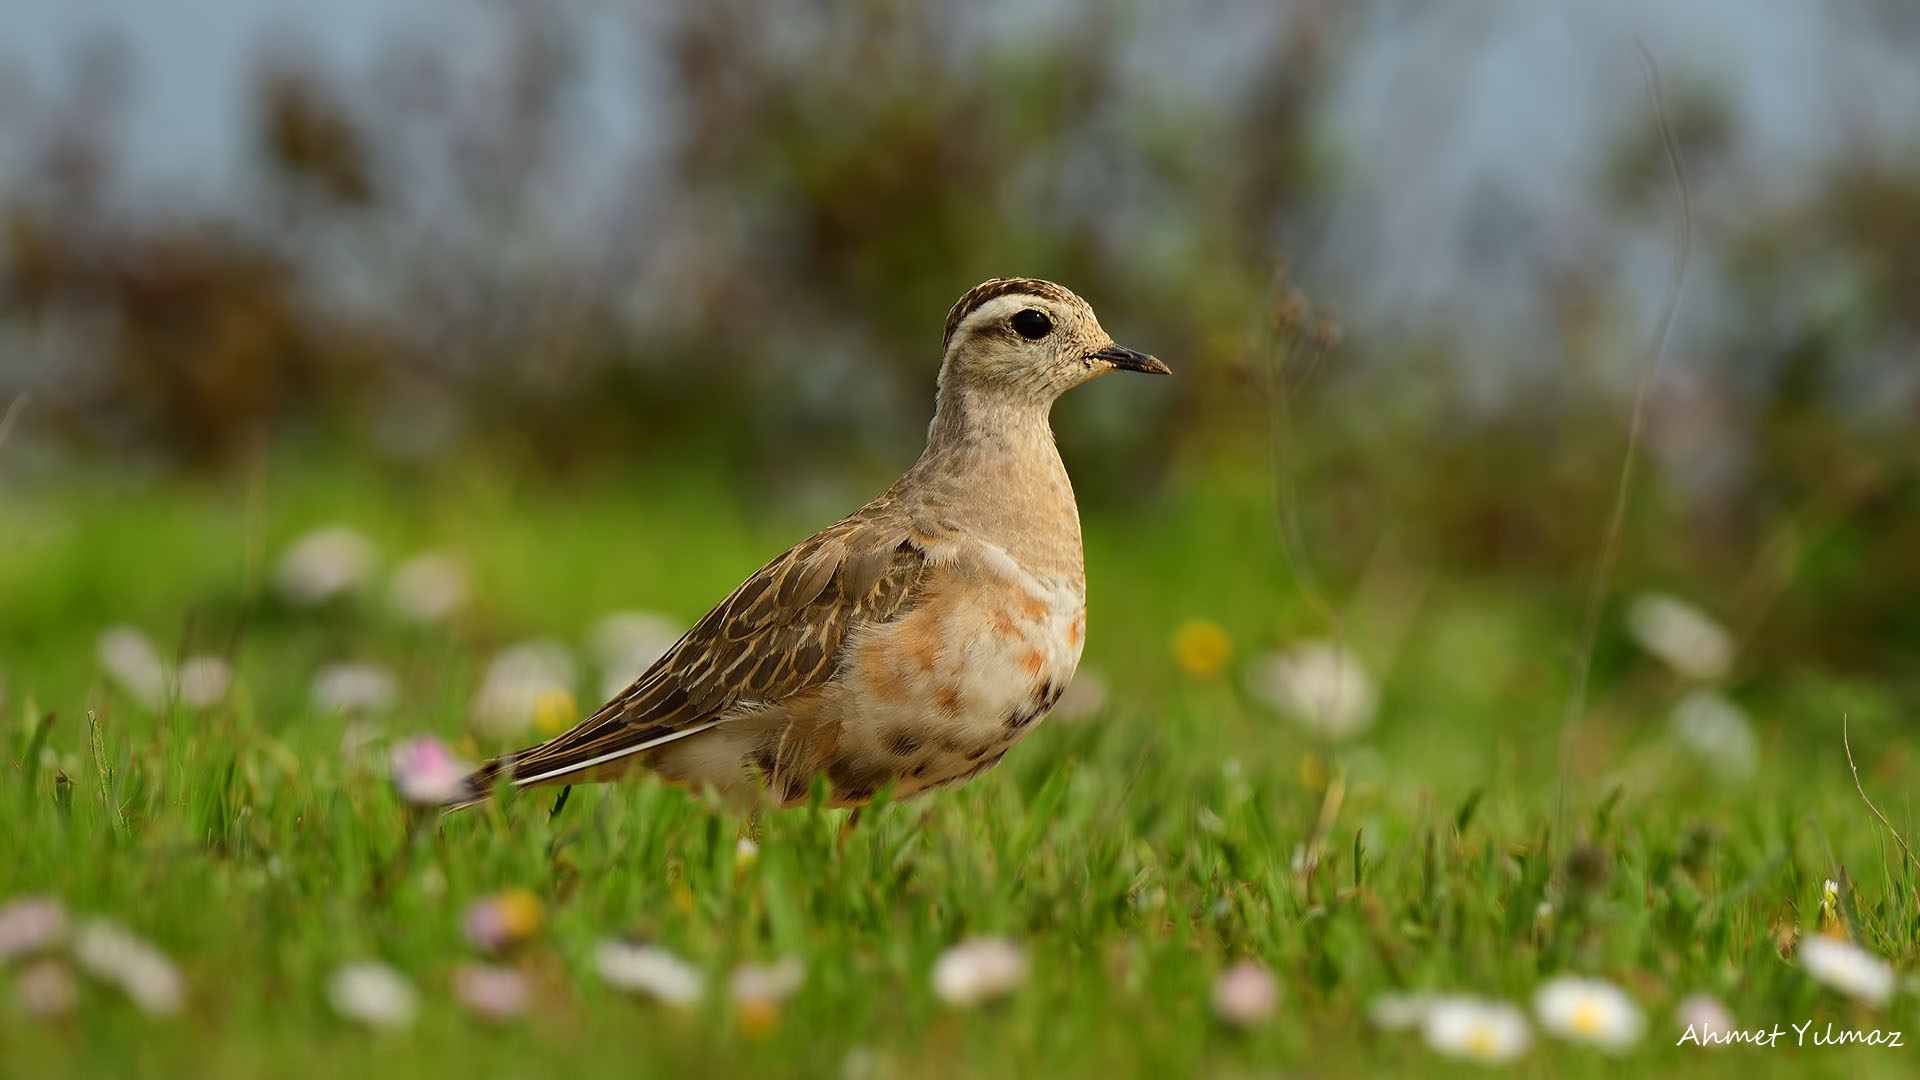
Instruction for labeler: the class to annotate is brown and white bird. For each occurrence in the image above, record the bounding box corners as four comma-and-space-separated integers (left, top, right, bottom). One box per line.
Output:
459, 278, 1167, 809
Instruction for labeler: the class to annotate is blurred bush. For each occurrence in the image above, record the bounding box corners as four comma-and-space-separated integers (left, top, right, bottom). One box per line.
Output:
0, 1, 1916, 684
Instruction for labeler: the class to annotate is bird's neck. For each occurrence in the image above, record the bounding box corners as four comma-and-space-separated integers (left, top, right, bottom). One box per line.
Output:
909, 382, 1084, 579
923, 381, 1054, 458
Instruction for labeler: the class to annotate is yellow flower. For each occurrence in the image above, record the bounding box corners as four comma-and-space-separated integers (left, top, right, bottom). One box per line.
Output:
534, 689, 579, 735
462, 888, 544, 952
1173, 620, 1232, 678
1818, 879, 1847, 939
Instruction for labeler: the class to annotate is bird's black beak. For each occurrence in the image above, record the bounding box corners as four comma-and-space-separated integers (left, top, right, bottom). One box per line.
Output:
1089, 344, 1171, 375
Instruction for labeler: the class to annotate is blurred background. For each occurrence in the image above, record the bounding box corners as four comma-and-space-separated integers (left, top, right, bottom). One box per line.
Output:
2, 0, 1917, 788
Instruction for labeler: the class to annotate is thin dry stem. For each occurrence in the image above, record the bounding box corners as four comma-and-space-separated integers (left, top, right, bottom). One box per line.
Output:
1842, 714, 1920, 879
1554, 41, 1693, 837
0, 393, 29, 451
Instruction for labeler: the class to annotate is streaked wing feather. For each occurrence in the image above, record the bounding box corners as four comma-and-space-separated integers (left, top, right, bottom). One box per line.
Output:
497, 509, 929, 785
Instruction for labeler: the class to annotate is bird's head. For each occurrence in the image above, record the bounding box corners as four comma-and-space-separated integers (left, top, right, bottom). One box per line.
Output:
937, 278, 1168, 402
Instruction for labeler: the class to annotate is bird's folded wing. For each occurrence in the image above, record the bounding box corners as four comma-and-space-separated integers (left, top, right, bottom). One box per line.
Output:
496, 508, 936, 786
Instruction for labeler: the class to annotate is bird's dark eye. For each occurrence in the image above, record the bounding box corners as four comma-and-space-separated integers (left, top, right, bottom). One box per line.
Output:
1010, 309, 1053, 339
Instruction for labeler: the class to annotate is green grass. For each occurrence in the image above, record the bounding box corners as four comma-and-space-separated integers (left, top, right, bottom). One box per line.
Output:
1, 454, 1916, 1078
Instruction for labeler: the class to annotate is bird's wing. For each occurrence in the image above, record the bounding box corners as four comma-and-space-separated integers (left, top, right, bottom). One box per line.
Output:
484, 505, 937, 790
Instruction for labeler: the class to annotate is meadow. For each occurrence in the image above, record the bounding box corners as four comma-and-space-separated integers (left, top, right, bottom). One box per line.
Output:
1, 452, 1915, 1078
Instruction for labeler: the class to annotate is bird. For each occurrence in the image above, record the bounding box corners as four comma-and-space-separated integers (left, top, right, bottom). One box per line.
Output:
457, 277, 1168, 811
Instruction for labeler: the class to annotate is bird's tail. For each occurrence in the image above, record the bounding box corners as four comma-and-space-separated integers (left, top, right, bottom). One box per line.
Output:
443, 752, 520, 812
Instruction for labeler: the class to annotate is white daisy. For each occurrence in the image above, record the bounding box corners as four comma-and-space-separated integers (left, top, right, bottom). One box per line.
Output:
1668, 691, 1756, 779
729, 957, 805, 1002
588, 611, 682, 701
277, 526, 377, 606
311, 663, 399, 715
470, 639, 576, 739
1625, 593, 1733, 681
176, 656, 233, 708
72, 919, 184, 1015
1421, 995, 1531, 1064
1248, 640, 1377, 739
389, 551, 469, 624
1533, 975, 1644, 1052
594, 942, 703, 1006
327, 961, 417, 1029
931, 938, 1027, 1007
96, 626, 167, 709
1800, 936, 1895, 1006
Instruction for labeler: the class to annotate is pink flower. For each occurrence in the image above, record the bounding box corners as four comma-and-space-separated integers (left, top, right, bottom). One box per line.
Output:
461, 890, 544, 953
0, 895, 68, 963
388, 737, 473, 805
1675, 993, 1736, 1045
452, 963, 530, 1022
1211, 960, 1279, 1028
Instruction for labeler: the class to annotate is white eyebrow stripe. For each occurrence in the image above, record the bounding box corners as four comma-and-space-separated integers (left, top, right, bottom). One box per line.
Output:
947, 294, 1047, 355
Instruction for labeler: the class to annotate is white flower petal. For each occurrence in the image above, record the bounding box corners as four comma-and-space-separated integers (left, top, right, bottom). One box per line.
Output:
176, 656, 233, 708
1800, 936, 1895, 1006
312, 663, 399, 715
595, 942, 703, 1006
1248, 641, 1377, 739
73, 920, 184, 1015
96, 626, 168, 709
328, 961, 417, 1029
1533, 975, 1644, 1052
390, 551, 469, 623
1626, 593, 1733, 681
931, 938, 1027, 1007
277, 526, 378, 606
1422, 995, 1531, 1064
729, 957, 806, 1006
1668, 691, 1756, 779
589, 612, 682, 700
470, 639, 577, 738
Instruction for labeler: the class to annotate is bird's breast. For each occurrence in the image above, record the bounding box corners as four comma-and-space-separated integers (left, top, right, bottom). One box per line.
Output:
817, 546, 1086, 804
